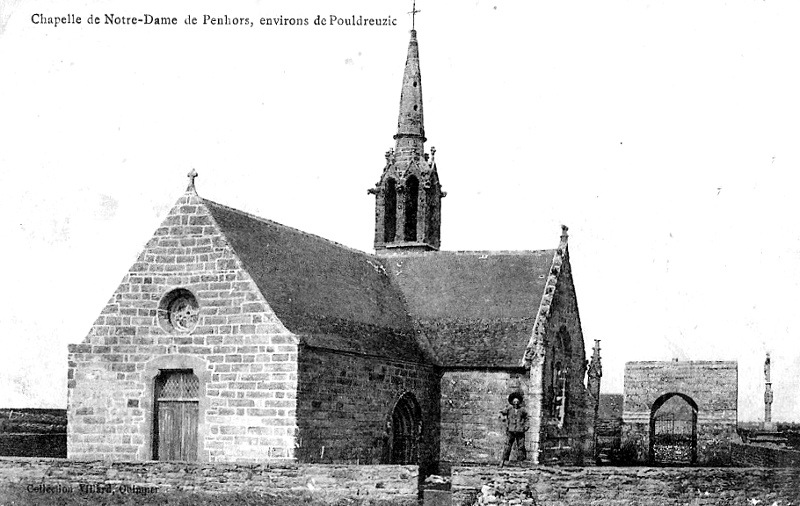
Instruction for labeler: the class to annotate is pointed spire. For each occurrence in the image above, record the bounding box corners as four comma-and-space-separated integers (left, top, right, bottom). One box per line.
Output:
394, 29, 426, 160
371, 23, 443, 253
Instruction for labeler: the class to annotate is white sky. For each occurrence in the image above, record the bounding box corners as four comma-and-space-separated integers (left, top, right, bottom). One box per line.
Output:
1, 0, 799, 422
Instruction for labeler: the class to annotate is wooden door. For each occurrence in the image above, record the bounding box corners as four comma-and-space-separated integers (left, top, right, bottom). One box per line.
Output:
155, 371, 199, 461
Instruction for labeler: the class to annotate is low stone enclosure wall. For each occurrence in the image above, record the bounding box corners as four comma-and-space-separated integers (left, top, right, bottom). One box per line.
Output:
451, 466, 800, 505
0, 409, 67, 458
731, 442, 800, 467
0, 457, 417, 502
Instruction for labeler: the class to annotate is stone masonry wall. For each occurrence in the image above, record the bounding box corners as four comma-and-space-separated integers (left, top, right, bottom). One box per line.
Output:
538, 254, 592, 465
451, 465, 800, 506
296, 347, 440, 474
67, 192, 298, 463
439, 370, 531, 471
0, 409, 66, 458
731, 442, 800, 467
0, 457, 417, 501
622, 361, 737, 464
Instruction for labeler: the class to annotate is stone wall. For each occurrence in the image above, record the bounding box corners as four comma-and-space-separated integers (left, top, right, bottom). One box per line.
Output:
537, 254, 592, 465
451, 465, 800, 505
595, 394, 623, 461
439, 370, 530, 470
622, 361, 737, 464
295, 346, 440, 474
731, 442, 800, 467
0, 409, 67, 458
0, 457, 417, 501
67, 193, 298, 463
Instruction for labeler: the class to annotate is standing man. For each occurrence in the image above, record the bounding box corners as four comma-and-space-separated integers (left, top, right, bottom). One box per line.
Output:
499, 392, 529, 467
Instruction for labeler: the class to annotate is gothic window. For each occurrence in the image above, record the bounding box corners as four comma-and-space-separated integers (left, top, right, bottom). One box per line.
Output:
558, 326, 572, 357
404, 176, 419, 241
552, 361, 565, 419
551, 328, 573, 428
384, 178, 397, 243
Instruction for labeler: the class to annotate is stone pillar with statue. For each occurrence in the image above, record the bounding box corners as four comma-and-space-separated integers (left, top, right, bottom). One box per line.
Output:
764, 353, 775, 432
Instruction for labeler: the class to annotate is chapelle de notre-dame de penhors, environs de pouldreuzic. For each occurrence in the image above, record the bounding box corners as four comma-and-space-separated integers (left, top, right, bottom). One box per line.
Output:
66, 26, 600, 474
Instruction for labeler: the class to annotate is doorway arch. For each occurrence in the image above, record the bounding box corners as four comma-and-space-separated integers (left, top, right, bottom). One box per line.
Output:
649, 392, 698, 465
389, 392, 422, 465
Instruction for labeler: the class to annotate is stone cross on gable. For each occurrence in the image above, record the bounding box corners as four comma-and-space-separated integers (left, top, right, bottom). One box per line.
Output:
187, 168, 198, 193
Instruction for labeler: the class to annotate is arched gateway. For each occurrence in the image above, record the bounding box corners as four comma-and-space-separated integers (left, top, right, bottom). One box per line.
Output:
649, 392, 697, 464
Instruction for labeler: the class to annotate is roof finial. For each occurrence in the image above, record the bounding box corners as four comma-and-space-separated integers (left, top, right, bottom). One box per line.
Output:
187, 168, 198, 194
409, 0, 420, 30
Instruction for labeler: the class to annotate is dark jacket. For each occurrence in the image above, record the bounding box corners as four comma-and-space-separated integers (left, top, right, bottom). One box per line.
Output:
500, 405, 529, 432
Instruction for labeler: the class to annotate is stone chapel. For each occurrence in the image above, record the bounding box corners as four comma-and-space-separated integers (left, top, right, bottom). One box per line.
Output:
67, 28, 599, 472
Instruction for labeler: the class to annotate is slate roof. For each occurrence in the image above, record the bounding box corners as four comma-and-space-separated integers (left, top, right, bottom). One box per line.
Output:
204, 199, 557, 368
204, 200, 427, 362
383, 251, 556, 368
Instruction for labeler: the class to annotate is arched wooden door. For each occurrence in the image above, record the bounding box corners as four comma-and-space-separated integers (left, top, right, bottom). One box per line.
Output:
390, 392, 422, 465
154, 370, 199, 461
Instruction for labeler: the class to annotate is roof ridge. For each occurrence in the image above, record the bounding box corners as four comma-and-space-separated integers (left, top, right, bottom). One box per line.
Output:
379, 248, 557, 257
201, 197, 377, 259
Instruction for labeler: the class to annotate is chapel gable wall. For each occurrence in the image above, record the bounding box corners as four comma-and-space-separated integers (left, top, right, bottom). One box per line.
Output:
538, 257, 593, 465
67, 194, 298, 463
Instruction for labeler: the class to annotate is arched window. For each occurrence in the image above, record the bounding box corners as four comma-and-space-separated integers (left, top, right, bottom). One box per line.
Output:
384, 178, 397, 243
551, 326, 572, 427
404, 176, 419, 241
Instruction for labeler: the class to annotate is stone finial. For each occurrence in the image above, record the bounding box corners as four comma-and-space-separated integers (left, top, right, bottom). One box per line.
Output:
431, 146, 436, 162
588, 339, 602, 380
186, 169, 198, 194
560, 224, 569, 242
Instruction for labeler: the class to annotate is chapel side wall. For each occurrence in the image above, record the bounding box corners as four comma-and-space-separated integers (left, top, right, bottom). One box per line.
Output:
67, 194, 298, 463
295, 347, 440, 475
439, 370, 532, 470
538, 255, 592, 465
622, 361, 738, 464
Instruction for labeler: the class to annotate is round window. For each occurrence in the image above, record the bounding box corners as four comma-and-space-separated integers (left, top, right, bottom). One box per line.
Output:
158, 288, 199, 333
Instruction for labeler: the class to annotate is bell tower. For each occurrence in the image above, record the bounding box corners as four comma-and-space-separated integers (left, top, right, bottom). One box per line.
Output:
369, 29, 445, 253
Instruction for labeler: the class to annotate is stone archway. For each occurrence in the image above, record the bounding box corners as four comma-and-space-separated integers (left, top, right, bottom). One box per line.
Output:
649, 392, 698, 465
389, 392, 422, 465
